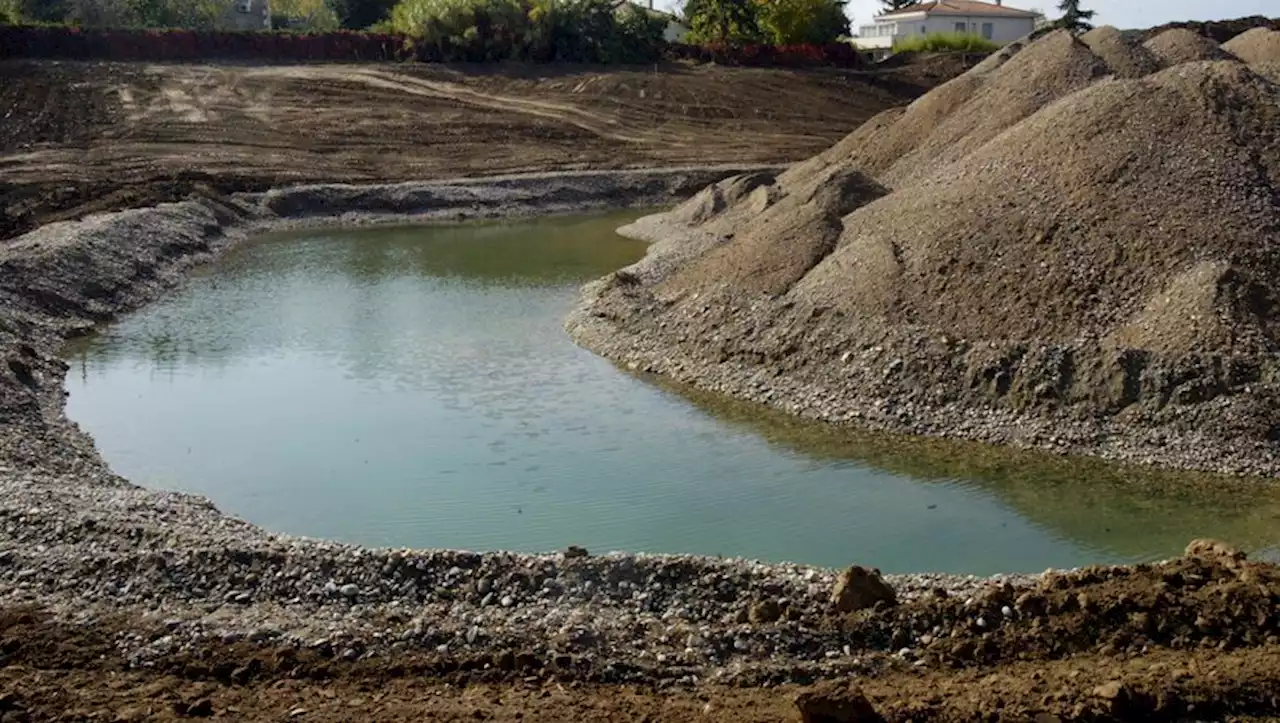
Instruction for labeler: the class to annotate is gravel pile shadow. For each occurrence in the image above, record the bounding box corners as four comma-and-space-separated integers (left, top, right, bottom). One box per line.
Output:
568, 28, 1280, 477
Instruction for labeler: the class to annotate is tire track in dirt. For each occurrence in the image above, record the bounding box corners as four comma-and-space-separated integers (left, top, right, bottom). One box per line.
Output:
252, 66, 673, 145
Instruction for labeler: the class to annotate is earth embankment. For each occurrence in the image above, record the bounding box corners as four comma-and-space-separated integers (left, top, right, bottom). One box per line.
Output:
0, 56, 973, 241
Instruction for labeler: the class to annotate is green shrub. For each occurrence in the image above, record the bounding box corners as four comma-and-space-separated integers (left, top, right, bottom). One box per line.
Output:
388, 0, 664, 62
758, 0, 848, 45
891, 31, 998, 53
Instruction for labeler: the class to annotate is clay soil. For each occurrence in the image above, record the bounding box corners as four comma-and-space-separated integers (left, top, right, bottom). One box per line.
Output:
0, 56, 968, 241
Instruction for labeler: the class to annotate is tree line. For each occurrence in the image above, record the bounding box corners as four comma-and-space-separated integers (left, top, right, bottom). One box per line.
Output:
2, 0, 853, 46
1, 0, 1098, 57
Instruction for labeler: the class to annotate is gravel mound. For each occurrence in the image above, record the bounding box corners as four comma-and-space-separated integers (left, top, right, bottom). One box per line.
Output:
1224, 27, 1280, 63
864, 30, 1109, 188
1081, 25, 1164, 77
570, 28, 1280, 476
1143, 27, 1237, 65
793, 60, 1280, 352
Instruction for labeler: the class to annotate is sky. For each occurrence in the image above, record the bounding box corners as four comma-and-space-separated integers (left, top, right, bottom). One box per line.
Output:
656, 0, 1275, 33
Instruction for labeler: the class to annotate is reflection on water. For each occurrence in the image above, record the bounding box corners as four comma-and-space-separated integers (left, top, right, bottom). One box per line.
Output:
62, 212, 1280, 574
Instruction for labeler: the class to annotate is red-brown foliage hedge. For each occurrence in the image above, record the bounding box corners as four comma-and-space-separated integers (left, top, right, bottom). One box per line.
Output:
666, 41, 863, 67
0, 25, 861, 66
0, 25, 415, 62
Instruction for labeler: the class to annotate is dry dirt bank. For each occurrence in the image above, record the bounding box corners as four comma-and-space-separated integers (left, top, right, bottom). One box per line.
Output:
0, 56, 972, 242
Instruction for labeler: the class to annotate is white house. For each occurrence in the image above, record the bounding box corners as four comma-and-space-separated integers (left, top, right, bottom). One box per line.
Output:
222, 0, 272, 31
613, 0, 691, 43
852, 0, 1039, 53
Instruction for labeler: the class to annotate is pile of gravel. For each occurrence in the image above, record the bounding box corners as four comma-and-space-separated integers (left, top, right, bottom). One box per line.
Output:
1080, 26, 1162, 78
1142, 27, 1237, 65
569, 28, 1280, 476
1224, 27, 1280, 64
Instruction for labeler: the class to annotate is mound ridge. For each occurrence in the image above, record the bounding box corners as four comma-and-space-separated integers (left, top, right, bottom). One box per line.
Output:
1224, 27, 1280, 64
1143, 27, 1238, 65
572, 26, 1280, 475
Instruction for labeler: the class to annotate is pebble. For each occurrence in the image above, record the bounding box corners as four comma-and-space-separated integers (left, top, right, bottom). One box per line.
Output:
339, 584, 359, 598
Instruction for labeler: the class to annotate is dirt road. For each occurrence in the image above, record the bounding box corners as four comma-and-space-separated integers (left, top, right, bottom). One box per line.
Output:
0, 56, 971, 240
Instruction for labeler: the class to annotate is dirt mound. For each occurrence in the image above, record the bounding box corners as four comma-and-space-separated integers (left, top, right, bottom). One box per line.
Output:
660, 166, 887, 297
576, 23, 1280, 475
1224, 27, 1280, 63
1081, 25, 1163, 77
753, 60, 1280, 353
1138, 15, 1280, 45
834, 541, 1280, 667
1143, 28, 1237, 66
799, 30, 1109, 189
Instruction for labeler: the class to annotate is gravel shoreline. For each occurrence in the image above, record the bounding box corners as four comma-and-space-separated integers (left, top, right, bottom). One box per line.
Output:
0, 166, 1043, 686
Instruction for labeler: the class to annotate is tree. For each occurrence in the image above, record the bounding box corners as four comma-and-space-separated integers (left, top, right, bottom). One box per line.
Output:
274, 0, 341, 29
10, 0, 71, 22
879, 0, 912, 12
327, 0, 399, 29
758, 0, 848, 44
1054, 0, 1092, 32
683, 0, 761, 44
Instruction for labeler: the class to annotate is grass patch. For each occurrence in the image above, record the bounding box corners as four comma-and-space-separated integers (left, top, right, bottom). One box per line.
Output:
891, 31, 999, 53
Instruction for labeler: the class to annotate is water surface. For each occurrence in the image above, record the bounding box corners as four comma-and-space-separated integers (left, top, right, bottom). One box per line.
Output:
64, 212, 1280, 574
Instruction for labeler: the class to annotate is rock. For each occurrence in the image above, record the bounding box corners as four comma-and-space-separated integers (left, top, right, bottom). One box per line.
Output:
1184, 539, 1246, 568
477, 577, 493, 595
563, 545, 589, 559
188, 699, 214, 718
794, 681, 885, 723
1090, 675, 1152, 716
1093, 681, 1125, 701
339, 584, 359, 598
749, 599, 782, 624
830, 566, 896, 613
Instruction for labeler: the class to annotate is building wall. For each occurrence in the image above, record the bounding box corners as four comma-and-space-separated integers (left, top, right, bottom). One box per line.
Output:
221, 0, 272, 31
853, 14, 924, 49
854, 10, 1033, 50
922, 13, 1035, 43
664, 21, 690, 43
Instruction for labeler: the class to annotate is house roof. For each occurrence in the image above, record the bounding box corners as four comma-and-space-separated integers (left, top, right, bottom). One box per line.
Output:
878, 0, 1039, 19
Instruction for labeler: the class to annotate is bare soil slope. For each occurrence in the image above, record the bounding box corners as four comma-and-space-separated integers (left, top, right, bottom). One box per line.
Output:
570, 27, 1280, 476
0, 57, 970, 241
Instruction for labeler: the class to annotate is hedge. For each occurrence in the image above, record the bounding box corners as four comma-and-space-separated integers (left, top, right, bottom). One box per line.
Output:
0, 25, 414, 61
0, 24, 863, 66
667, 41, 862, 67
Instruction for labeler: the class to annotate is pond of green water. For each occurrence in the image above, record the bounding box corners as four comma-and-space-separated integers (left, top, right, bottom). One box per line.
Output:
63, 211, 1280, 574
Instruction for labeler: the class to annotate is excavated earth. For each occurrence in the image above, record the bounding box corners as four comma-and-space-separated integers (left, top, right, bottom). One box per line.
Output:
5, 33, 1280, 723
568, 26, 1280, 479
